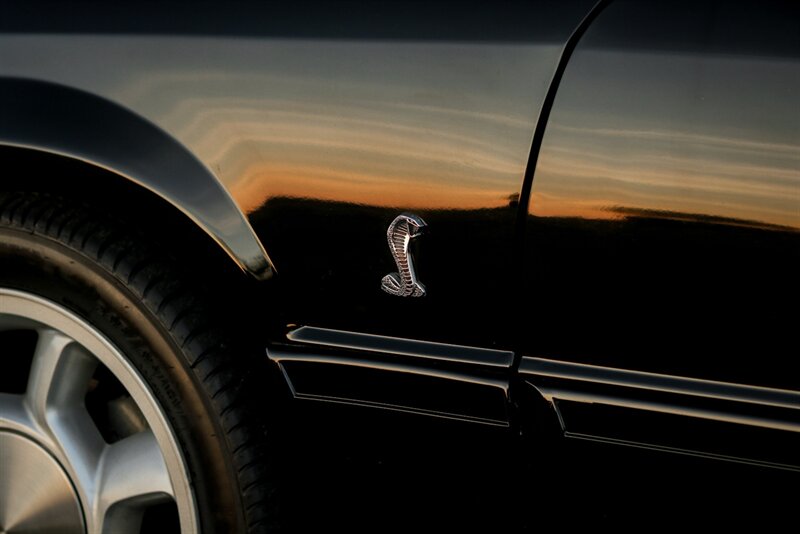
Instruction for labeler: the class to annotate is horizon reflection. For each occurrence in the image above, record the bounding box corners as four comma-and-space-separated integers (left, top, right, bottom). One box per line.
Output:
530, 49, 799, 230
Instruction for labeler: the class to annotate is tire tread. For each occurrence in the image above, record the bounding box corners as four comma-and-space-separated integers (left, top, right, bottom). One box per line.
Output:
0, 192, 276, 532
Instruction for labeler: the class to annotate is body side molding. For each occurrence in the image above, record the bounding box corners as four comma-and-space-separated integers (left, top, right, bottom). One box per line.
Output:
0, 77, 275, 279
521, 356, 800, 468
521, 357, 800, 416
522, 356, 800, 434
288, 326, 514, 368
270, 327, 514, 426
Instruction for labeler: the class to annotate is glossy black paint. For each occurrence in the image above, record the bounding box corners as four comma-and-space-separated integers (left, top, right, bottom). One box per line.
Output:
271, 326, 512, 425
521, 357, 800, 418
0, 0, 797, 486
522, 1, 800, 394
0, 0, 597, 354
288, 326, 514, 368
0, 78, 274, 279
270, 350, 510, 426
241, 2, 596, 351
521, 357, 800, 468
253, 200, 519, 349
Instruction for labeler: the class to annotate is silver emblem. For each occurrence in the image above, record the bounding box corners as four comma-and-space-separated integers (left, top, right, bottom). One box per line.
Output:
381, 213, 427, 297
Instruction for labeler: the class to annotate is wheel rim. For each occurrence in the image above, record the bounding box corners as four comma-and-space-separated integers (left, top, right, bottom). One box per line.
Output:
0, 289, 198, 534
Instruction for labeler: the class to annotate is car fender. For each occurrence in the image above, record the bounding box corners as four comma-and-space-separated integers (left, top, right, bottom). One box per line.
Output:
0, 77, 275, 279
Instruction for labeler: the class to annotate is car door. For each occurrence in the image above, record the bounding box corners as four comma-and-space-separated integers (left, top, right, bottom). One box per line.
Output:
243, 1, 598, 425
519, 0, 800, 465
0, 0, 599, 428
246, 2, 597, 351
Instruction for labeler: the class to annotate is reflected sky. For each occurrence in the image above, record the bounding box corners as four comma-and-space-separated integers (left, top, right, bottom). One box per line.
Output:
531, 48, 800, 230
3, 21, 793, 229
0, 36, 559, 212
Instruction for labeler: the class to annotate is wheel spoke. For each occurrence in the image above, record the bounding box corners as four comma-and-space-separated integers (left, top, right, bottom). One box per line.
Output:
25, 329, 97, 426
0, 392, 33, 432
25, 328, 107, 509
95, 429, 174, 533
1, 289, 196, 533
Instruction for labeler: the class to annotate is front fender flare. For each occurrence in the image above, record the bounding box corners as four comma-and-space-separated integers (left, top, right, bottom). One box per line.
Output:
0, 77, 275, 280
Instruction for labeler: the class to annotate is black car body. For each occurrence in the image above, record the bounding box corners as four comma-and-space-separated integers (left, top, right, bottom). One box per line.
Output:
0, 1, 798, 531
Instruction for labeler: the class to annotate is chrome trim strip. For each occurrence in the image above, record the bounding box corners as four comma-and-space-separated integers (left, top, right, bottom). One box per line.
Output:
530, 383, 800, 434
520, 357, 800, 411
269, 349, 508, 391
268, 348, 510, 426
287, 326, 514, 368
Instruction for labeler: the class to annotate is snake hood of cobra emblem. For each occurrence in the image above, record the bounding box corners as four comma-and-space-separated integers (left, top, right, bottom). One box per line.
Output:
381, 213, 427, 297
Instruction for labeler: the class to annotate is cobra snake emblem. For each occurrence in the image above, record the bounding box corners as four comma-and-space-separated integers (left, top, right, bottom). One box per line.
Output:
381, 213, 427, 297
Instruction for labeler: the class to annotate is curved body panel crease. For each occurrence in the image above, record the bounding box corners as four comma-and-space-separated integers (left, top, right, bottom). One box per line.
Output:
521, 0, 800, 465
0, 0, 596, 349
0, 78, 274, 279
2, 4, 799, 523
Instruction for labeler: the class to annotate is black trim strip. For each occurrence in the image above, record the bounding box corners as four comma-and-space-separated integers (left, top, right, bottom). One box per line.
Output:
268, 347, 510, 426
271, 348, 509, 390
521, 357, 800, 410
534, 384, 800, 434
521, 357, 800, 433
287, 326, 514, 368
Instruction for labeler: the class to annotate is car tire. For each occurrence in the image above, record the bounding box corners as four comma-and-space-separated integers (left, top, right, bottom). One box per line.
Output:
0, 192, 278, 533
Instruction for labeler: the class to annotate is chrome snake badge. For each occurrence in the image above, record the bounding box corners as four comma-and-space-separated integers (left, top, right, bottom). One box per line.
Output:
381, 213, 427, 297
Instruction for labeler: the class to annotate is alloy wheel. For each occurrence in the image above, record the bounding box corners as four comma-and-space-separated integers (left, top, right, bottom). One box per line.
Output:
0, 288, 198, 533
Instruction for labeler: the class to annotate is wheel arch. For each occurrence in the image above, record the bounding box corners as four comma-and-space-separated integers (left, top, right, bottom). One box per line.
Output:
0, 77, 275, 280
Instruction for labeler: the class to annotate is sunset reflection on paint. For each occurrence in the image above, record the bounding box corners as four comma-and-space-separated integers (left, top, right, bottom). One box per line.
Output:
530, 50, 800, 230
522, 0, 800, 393
0, 35, 560, 212
153, 40, 551, 214
205, 96, 531, 212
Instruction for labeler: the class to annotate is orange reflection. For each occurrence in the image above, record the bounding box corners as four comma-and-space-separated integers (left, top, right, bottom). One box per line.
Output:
230, 165, 514, 212
528, 49, 800, 231
530, 123, 800, 230
0, 36, 557, 215
109, 40, 559, 214
181, 92, 537, 212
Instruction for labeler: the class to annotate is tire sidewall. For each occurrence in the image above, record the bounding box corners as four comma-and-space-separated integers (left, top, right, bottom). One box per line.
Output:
0, 226, 246, 533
